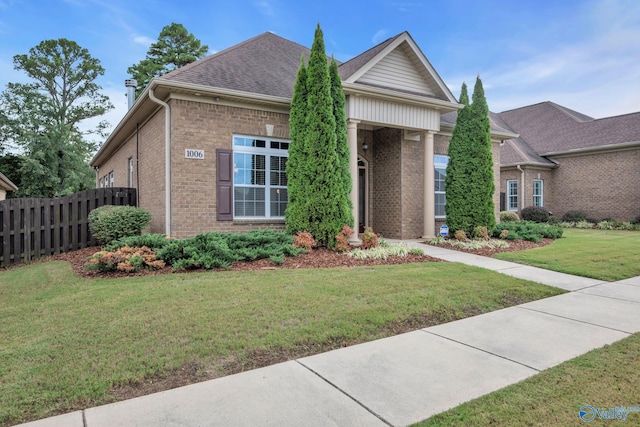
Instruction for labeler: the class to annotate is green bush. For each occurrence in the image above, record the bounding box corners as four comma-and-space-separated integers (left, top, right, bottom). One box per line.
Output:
492, 221, 563, 242
631, 215, 640, 225
103, 233, 169, 252
500, 211, 520, 222
562, 210, 588, 223
156, 229, 305, 271
88, 205, 151, 244
520, 206, 550, 223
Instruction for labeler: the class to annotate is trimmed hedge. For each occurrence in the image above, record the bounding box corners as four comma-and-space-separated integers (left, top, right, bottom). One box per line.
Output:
520, 206, 550, 223
492, 221, 563, 242
88, 205, 151, 244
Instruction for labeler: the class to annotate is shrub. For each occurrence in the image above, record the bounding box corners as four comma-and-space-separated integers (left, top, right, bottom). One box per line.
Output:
562, 210, 588, 223
473, 226, 489, 240
547, 215, 560, 224
156, 229, 305, 271
500, 211, 520, 222
293, 231, 315, 252
360, 227, 379, 249
492, 221, 563, 242
88, 205, 151, 244
454, 230, 467, 241
85, 245, 165, 273
575, 220, 593, 229
334, 225, 354, 253
499, 229, 510, 239
104, 233, 169, 252
520, 206, 550, 223
631, 215, 640, 225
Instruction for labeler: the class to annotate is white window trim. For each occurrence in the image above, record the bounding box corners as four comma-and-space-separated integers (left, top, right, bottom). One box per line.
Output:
533, 179, 543, 207
232, 135, 289, 220
434, 155, 448, 219
128, 157, 134, 187
507, 179, 518, 211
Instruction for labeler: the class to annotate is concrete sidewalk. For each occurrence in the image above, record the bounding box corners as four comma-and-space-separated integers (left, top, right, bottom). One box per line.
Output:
17, 243, 640, 427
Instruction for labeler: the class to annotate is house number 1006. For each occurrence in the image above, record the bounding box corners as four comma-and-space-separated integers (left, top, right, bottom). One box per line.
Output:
185, 149, 205, 159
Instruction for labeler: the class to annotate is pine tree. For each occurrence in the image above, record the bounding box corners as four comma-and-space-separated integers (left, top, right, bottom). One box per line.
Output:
284, 24, 351, 247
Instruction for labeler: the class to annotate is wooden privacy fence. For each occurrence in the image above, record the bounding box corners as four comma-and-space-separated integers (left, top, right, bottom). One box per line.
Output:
1, 187, 137, 267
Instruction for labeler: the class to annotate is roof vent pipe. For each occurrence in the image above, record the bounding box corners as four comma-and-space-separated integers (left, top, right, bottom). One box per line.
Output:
125, 79, 137, 110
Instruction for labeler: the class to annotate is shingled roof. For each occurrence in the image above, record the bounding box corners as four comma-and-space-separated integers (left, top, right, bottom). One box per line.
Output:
163, 32, 315, 99
498, 102, 640, 155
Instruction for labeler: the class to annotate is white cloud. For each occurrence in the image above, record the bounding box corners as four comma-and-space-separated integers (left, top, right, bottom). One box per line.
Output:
255, 0, 275, 17
372, 29, 388, 45
132, 35, 154, 46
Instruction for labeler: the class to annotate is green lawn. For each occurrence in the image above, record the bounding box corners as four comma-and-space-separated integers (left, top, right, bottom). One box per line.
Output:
0, 260, 562, 426
415, 332, 640, 427
495, 228, 640, 281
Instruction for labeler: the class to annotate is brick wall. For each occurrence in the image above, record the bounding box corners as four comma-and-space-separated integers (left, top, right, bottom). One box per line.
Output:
97, 109, 166, 234
169, 99, 290, 238
372, 127, 402, 238
400, 135, 424, 239
548, 149, 640, 221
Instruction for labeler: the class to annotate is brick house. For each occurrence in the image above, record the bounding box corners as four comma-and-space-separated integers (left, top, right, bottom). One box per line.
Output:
494, 102, 640, 221
90, 31, 514, 239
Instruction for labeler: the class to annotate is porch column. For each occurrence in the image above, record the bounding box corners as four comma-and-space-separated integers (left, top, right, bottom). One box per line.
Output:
422, 131, 436, 238
347, 119, 362, 245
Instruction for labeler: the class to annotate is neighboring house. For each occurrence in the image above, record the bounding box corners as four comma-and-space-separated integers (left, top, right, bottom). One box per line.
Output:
0, 171, 18, 200
496, 102, 640, 221
91, 31, 514, 239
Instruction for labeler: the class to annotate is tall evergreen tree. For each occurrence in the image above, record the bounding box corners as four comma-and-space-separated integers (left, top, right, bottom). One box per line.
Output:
445, 83, 472, 233
469, 76, 496, 229
445, 77, 496, 234
127, 23, 208, 97
0, 38, 113, 197
285, 55, 309, 234
285, 24, 351, 247
329, 58, 353, 229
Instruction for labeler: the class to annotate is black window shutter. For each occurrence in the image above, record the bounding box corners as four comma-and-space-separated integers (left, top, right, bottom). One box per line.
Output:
217, 149, 233, 221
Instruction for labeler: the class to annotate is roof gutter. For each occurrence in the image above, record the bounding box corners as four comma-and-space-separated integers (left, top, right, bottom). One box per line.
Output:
148, 86, 172, 237
0, 171, 18, 191
542, 140, 640, 157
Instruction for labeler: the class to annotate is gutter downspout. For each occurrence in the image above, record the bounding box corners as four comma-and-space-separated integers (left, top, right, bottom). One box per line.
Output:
516, 165, 525, 211
148, 87, 171, 237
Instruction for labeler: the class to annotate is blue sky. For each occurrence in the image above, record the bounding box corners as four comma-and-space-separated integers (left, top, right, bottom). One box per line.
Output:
1, 0, 639, 138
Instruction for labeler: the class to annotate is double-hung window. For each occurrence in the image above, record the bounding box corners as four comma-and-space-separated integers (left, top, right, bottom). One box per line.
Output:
434, 155, 449, 218
233, 136, 289, 219
507, 180, 518, 211
533, 179, 543, 207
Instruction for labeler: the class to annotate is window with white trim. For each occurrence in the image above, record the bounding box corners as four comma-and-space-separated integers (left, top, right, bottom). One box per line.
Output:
434, 155, 449, 218
109, 171, 114, 188
533, 179, 543, 207
507, 180, 518, 211
128, 157, 134, 187
233, 136, 289, 219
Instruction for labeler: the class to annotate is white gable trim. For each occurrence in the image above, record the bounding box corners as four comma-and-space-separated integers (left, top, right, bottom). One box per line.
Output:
343, 32, 458, 104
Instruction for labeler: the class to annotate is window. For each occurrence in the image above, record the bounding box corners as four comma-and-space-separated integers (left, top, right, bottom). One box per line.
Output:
434, 155, 449, 218
533, 179, 543, 207
109, 171, 114, 188
128, 157, 134, 187
99, 177, 104, 188
233, 136, 289, 219
507, 180, 518, 211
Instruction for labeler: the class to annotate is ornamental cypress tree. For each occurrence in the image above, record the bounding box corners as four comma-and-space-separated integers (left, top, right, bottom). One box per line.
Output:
285, 24, 351, 247
285, 55, 309, 234
468, 76, 496, 230
445, 83, 473, 233
329, 57, 353, 229
445, 77, 496, 234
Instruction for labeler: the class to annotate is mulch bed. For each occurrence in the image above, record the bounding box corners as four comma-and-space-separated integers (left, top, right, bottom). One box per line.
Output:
40, 238, 553, 279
